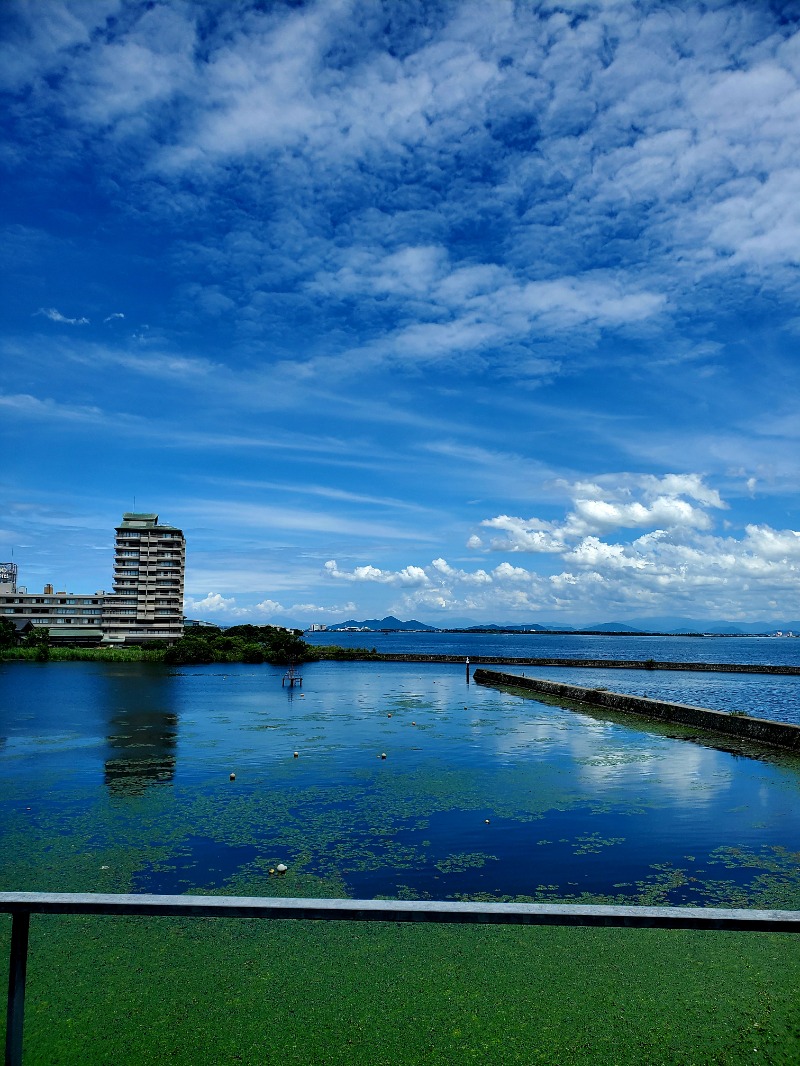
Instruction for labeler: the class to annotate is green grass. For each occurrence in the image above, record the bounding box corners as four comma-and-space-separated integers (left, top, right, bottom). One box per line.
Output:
0, 646, 159, 662
3, 914, 798, 1065
0, 644, 380, 663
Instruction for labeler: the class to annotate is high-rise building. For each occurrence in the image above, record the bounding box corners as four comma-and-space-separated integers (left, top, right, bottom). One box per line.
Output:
103, 513, 185, 644
1, 512, 186, 645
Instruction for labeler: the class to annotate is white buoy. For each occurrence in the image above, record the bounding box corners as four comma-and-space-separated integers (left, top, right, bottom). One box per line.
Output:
276, 863, 288, 875
229, 772, 236, 781
381, 752, 387, 760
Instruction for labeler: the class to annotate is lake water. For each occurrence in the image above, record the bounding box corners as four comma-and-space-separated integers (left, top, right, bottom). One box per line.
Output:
1, 652, 799, 908
305, 629, 800, 665
309, 630, 800, 724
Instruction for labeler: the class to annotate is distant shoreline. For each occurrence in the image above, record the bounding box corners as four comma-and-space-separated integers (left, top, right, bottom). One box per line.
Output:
321, 628, 791, 637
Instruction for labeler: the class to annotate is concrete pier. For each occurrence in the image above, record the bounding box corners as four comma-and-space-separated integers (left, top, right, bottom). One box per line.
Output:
473, 668, 800, 753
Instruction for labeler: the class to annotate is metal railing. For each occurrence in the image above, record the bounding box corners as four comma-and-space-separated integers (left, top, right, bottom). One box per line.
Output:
3, 892, 799, 1065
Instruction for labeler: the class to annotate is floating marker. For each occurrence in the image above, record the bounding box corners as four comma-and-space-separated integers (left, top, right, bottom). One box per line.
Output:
381, 752, 387, 760
276, 863, 288, 875
229, 773, 236, 781
294, 751, 299, 758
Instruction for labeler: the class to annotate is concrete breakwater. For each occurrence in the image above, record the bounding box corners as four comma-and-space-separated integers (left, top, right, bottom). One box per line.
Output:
473, 668, 800, 753
362, 653, 800, 676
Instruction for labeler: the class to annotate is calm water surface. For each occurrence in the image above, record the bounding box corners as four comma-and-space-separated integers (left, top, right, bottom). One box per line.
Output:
308, 631, 800, 725
1, 654, 799, 907
305, 629, 800, 665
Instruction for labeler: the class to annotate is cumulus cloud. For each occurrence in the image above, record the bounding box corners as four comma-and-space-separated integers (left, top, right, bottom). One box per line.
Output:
480, 515, 566, 553
184, 592, 240, 615
323, 473, 800, 620
325, 560, 430, 586
482, 474, 727, 552
253, 598, 284, 615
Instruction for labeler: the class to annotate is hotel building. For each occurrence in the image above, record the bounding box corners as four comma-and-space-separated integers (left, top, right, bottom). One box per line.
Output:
0, 512, 185, 645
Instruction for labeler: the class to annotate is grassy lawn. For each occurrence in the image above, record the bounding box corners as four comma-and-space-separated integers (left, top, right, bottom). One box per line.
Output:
2, 913, 798, 1065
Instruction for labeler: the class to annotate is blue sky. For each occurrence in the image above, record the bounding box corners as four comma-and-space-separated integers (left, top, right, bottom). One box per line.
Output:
2, 0, 800, 627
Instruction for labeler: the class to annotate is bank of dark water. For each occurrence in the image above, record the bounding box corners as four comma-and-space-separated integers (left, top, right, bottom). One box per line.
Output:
474, 669, 800, 754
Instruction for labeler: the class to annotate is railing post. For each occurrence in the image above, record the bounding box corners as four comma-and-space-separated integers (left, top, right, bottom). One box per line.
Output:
5, 911, 29, 1066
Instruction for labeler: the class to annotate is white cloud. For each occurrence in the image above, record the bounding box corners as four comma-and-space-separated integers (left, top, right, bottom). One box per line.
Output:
306, 247, 665, 375
324, 560, 430, 587
36, 307, 89, 326
323, 473, 800, 621
569, 495, 712, 535
184, 592, 241, 615
744, 525, 800, 561
480, 515, 566, 553
253, 598, 284, 615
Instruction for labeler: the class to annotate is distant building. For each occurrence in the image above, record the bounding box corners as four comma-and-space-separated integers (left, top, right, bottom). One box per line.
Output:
0, 512, 186, 645
0, 562, 106, 643
103, 513, 186, 644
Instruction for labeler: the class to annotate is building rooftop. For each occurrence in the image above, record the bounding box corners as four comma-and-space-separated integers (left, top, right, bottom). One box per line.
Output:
118, 513, 181, 531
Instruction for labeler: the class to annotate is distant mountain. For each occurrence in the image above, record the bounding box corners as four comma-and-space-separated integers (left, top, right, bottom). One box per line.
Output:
328, 616, 437, 631
317, 614, 800, 636
460, 622, 575, 632
627, 616, 800, 635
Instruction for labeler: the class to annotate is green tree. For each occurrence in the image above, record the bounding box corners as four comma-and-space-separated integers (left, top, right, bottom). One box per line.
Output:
164, 637, 217, 665
263, 628, 309, 664
0, 618, 17, 647
24, 626, 50, 648
241, 643, 265, 663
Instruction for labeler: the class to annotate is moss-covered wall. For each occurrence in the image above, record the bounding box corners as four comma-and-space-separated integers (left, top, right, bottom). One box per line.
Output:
473, 669, 800, 752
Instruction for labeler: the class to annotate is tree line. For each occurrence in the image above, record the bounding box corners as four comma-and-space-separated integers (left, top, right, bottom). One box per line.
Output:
0, 619, 378, 664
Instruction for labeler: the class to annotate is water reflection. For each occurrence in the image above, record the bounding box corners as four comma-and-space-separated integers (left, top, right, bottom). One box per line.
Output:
2, 660, 800, 903
100, 666, 178, 795
104, 707, 177, 794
